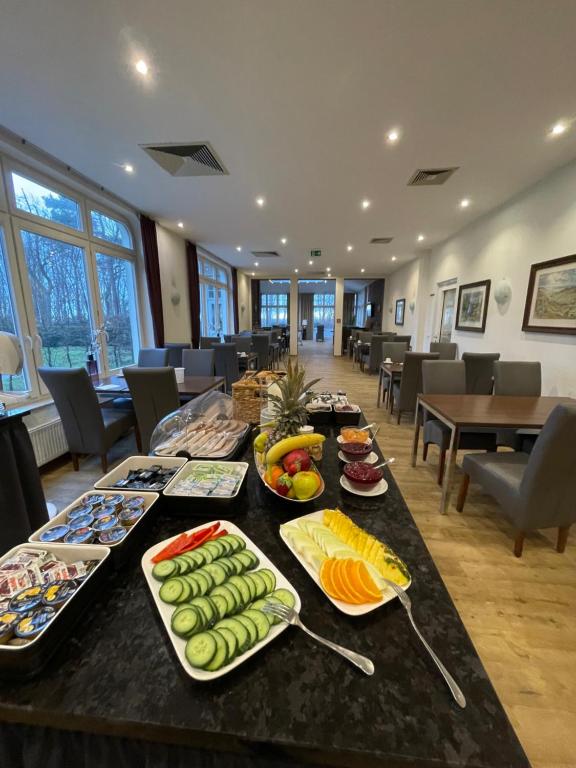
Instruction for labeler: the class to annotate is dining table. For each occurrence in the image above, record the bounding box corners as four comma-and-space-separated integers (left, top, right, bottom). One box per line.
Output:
378, 361, 403, 411
0, 420, 530, 768
412, 393, 576, 514
94, 373, 226, 399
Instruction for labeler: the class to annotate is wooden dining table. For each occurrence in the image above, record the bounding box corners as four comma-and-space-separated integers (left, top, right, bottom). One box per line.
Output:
94, 373, 225, 399
377, 361, 403, 411
412, 393, 576, 514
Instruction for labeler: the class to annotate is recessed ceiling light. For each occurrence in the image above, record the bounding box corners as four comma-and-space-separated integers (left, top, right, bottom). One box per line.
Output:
255, 196, 266, 207
294, 268, 299, 273
236, 246, 242, 252
417, 234, 425, 242
326, 266, 331, 272
361, 268, 365, 273
280, 237, 287, 245
251, 271, 255, 276
391, 256, 397, 262
308, 260, 313, 265
123, 163, 134, 174
135, 59, 149, 76
347, 244, 353, 252
361, 199, 371, 210
460, 198, 471, 209
177, 221, 184, 229
550, 121, 567, 137
386, 128, 400, 144
254, 261, 259, 267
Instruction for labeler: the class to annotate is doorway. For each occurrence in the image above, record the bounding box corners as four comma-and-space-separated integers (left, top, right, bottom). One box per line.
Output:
297, 279, 335, 344
439, 287, 457, 342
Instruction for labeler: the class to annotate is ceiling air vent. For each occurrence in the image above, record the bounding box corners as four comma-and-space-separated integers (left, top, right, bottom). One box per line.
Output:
407, 167, 459, 186
370, 237, 394, 245
251, 251, 280, 258
140, 142, 228, 177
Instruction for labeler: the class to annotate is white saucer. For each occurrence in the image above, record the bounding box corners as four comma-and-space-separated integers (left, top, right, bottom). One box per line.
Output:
340, 474, 388, 497
338, 450, 379, 465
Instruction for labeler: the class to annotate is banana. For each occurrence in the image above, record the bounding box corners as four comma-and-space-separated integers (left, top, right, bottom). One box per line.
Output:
265, 433, 326, 465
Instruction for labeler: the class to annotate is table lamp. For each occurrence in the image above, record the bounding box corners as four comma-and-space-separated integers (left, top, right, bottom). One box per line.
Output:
0, 331, 30, 410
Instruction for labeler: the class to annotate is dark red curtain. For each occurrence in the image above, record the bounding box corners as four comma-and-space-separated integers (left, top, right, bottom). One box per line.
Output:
231, 267, 239, 333
186, 241, 201, 348
139, 214, 164, 348
251, 279, 260, 329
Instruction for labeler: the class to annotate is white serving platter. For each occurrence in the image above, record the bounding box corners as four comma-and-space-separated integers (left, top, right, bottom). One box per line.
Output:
94, 456, 189, 492
29, 490, 159, 549
279, 510, 410, 617
340, 474, 389, 497
162, 461, 249, 500
141, 519, 301, 681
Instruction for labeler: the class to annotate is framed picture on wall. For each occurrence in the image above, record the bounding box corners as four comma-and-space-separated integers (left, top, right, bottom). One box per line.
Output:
455, 279, 491, 332
395, 298, 405, 326
522, 254, 576, 335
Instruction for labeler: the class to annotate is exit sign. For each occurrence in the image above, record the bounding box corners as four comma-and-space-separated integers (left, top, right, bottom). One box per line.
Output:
310, 249, 321, 258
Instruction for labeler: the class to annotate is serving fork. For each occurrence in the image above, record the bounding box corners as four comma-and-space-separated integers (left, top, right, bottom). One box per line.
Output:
382, 578, 466, 708
262, 602, 374, 676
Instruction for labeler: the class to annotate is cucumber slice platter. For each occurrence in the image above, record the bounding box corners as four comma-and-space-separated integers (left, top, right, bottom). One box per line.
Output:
141, 520, 301, 681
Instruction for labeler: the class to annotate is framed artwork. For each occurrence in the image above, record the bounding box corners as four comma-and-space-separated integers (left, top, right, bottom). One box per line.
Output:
395, 298, 405, 326
522, 254, 576, 335
455, 279, 491, 332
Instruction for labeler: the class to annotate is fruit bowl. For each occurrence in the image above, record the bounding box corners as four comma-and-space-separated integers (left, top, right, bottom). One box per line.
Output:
342, 461, 383, 489
254, 449, 325, 503
339, 441, 373, 460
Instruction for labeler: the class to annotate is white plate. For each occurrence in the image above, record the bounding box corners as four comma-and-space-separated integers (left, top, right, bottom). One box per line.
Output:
279, 510, 410, 616
163, 461, 249, 500
29, 489, 159, 548
141, 520, 301, 681
340, 475, 388, 497
338, 450, 379, 465
94, 456, 188, 491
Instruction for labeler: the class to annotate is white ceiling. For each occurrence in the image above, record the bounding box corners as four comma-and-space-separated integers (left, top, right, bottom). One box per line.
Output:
2, 0, 576, 277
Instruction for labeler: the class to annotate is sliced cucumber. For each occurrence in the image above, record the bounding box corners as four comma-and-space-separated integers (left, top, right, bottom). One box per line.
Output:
235, 551, 255, 571
229, 534, 246, 551
214, 617, 249, 653
248, 572, 268, 598
258, 568, 276, 593
224, 580, 243, 610
172, 555, 190, 575
171, 606, 201, 638
227, 555, 244, 575
250, 598, 274, 626
152, 560, 177, 581
182, 574, 200, 598
240, 574, 256, 602
263, 595, 284, 625
228, 576, 251, 605
185, 631, 217, 669
272, 588, 296, 609
210, 593, 228, 621
216, 537, 234, 556
204, 562, 227, 587
205, 630, 228, 671
242, 609, 270, 642
216, 626, 238, 660
234, 614, 258, 648
210, 584, 236, 614
204, 541, 222, 560
191, 571, 210, 595
159, 577, 185, 604
216, 558, 233, 577
190, 596, 216, 628
195, 545, 213, 564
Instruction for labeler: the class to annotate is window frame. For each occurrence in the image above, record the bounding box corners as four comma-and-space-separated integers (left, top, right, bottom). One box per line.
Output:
89, 204, 134, 253
198, 250, 233, 336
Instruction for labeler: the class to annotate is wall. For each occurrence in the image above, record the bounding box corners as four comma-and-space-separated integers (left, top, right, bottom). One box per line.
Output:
382, 259, 421, 344
237, 271, 251, 331
155, 224, 191, 343
366, 279, 385, 329
383, 158, 576, 396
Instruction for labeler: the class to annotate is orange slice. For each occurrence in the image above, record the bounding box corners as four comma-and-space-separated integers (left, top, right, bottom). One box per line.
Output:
333, 559, 365, 604
339, 559, 373, 603
319, 560, 341, 600
351, 560, 382, 602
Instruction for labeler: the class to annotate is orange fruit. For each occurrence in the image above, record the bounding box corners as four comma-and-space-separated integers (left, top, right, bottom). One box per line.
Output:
339, 560, 371, 603
351, 560, 381, 602
319, 560, 340, 600
332, 560, 364, 604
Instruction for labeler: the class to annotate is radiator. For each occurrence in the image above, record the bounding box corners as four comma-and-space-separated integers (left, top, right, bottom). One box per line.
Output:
28, 419, 69, 466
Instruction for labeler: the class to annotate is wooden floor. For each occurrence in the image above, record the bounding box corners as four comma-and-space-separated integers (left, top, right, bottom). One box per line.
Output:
41, 341, 576, 768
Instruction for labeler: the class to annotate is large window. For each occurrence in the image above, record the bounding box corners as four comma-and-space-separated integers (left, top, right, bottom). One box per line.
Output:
0, 155, 139, 401
261, 293, 288, 326
313, 292, 335, 337
198, 253, 232, 337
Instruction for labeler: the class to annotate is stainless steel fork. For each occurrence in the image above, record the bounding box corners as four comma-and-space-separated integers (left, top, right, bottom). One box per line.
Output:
383, 578, 466, 708
262, 602, 375, 676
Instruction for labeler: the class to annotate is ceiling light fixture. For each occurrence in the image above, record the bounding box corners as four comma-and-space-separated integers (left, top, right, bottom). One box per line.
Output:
361, 199, 371, 210
135, 59, 149, 76
460, 198, 471, 209
280, 237, 287, 245
347, 244, 353, 252
386, 128, 400, 144
361, 268, 365, 273
308, 260, 313, 265
417, 234, 425, 242
236, 246, 242, 252
251, 271, 255, 276
255, 196, 266, 207
550, 121, 567, 137
177, 221, 184, 229
326, 267, 331, 272
254, 262, 259, 267
391, 256, 397, 262
123, 163, 134, 174
294, 268, 299, 273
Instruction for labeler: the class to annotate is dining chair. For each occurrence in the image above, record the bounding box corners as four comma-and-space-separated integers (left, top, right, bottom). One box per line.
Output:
123, 367, 180, 454
165, 342, 191, 368
316, 324, 325, 342
39, 367, 136, 472
231, 335, 252, 354
182, 349, 215, 376
362, 336, 386, 373
394, 335, 412, 348
493, 361, 542, 452
223, 334, 233, 343
138, 348, 169, 367
457, 403, 576, 557
377, 341, 410, 406
212, 343, 241, 393
200, 336, 220, 349
252, 334, 273, 370
429, 342, 458, 360
421, 360, 497, 484
390, 352, 439, 423
461, 352, 500, 394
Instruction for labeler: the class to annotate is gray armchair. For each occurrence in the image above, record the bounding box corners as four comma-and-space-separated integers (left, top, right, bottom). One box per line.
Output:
138, 348, 169, 367
461, 352, 500, 394
429, 342, 458, 360
231, 335, 252, 354
213, 343, 241, 393
39, 367, 135, 472
252, 334, 273, 370
123, 367, 180, 453
200, 336, 220, 349
182, 349, 215, 376
457, 403, 576, 557
390, 352, 439, 423
494, 361, 542, 451
382, 341, 408, 362
165, 343, 191, 368
421, 361, 496, 484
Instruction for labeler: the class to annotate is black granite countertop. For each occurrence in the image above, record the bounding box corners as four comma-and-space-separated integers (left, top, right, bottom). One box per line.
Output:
0, 425, 530, 768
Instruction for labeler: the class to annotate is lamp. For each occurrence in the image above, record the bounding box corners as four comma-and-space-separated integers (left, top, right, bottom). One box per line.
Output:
0, 332, 30, 405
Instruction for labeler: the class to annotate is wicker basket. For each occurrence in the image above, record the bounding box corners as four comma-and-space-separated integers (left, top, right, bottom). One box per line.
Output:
231, 370, 286, 423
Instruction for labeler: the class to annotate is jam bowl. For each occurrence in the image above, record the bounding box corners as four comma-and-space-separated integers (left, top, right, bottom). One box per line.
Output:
342, 461, 383, 489
339, 441, 373, 459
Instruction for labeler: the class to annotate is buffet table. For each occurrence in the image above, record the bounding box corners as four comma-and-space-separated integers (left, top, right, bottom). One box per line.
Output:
0, 425, 529, 768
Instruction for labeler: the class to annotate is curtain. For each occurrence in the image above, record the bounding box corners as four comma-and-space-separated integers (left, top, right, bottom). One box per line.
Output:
139, 214, 164, 348
251, 279, 260, 328
231, 267, 239, 333
185, 241, 201, 348
298, 293, 314, 337
343, 293, 355, 325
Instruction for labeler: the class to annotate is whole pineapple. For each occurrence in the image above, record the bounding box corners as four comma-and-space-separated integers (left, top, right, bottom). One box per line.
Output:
266, 359, 320, 446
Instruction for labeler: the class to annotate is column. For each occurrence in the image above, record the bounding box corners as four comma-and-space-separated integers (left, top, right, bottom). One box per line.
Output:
333, 276, 344, 356
289, 276, 299, 356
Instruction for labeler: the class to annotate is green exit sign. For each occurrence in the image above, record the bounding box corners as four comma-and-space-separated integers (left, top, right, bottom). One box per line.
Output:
310, 249, 321, 258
